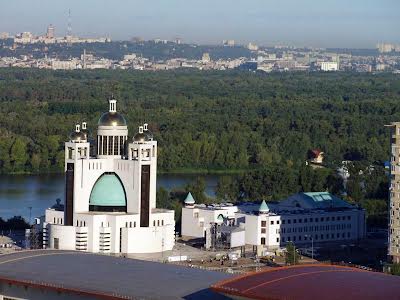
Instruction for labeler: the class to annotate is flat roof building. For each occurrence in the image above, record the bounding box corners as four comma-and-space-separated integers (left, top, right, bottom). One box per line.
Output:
182, 192, 366, 255
0, 251, 230, 299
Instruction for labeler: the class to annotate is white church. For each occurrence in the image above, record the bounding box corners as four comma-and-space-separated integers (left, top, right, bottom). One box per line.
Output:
41, 98, 175, 254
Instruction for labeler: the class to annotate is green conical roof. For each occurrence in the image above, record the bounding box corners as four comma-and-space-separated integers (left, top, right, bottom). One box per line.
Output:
259, 200, 270, 213
184, 192, 195, 204
89, 174, 126, 207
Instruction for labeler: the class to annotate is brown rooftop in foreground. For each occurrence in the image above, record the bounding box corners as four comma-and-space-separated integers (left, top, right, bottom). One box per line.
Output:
211, 264, 400, 300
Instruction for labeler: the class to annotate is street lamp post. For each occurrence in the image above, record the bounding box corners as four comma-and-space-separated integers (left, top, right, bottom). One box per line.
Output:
28, 207, 32, 225
305, 235, 314, 260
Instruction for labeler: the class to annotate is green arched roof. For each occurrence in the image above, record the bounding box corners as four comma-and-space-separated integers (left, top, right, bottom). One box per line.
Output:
89, 174, 126, 207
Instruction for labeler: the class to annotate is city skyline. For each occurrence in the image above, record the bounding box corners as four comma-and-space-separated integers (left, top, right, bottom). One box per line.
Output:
0, 0, 399, 48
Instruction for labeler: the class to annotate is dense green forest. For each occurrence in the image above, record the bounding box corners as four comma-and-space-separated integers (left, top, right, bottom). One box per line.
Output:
0, 68, 397, 224
0, 69, 399, 174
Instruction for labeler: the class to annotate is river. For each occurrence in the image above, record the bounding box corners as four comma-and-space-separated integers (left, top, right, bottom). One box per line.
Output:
0, 174, 220, 221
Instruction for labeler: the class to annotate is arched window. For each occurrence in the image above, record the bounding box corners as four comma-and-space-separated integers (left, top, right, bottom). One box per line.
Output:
89, 173, 127, 213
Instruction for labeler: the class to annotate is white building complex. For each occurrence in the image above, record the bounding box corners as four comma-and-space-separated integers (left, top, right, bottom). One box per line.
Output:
321, 61, 339, 71
182, 192, 365, 254
39, 99, 175, 254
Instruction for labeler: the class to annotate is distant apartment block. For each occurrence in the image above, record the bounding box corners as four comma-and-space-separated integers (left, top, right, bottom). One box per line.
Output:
0, 32, 9, 39
223, 39, 235, 47
321, 61, 338, 71
247, 42, 259, 51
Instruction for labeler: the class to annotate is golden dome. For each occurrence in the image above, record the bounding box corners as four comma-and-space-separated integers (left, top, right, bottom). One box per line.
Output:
70, 131, 87, 142
98, 112, 127, 127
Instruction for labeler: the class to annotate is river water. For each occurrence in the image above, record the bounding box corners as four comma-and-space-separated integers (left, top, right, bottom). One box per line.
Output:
0, 174, 220, 221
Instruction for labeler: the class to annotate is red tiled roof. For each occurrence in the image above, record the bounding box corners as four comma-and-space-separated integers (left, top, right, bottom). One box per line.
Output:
211, 264, 400, 300
310, 149, 322, 157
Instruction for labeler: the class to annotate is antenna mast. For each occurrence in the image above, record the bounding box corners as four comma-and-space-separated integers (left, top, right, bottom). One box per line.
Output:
67, 9, 72, 37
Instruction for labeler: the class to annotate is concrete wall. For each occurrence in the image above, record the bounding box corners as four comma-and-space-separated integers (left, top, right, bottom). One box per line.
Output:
48, 225, 76, 250
181, 207, 205, 238
181, 206, 238, 238
45, 210, 64, 225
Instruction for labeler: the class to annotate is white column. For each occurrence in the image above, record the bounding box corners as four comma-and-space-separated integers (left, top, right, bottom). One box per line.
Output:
111, 136, 114, 156
106, 136, 109, 155
118, 136, 120, 156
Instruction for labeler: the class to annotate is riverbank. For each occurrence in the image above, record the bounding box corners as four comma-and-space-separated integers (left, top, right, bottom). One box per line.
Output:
157, 168, 249, 175
2, 168, 250, 176
0, 173, 223, 221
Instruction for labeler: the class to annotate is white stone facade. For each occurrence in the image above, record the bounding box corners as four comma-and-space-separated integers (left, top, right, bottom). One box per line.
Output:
43, 99, 175, 254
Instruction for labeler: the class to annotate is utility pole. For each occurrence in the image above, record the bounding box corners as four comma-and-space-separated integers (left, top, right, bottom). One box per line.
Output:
305, 235, 314, 260
28, 206, 32, 224
293, 244, 296, 265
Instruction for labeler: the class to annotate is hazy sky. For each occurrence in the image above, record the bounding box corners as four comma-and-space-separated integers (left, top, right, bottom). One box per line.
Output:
0, 0, 398, 48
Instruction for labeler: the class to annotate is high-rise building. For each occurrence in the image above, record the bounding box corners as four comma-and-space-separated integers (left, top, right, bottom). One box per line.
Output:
46, 24, 55, 38
387, 122, 400, 262
0, 32, 9, 39
202, 52, 211, 63
223, 39, 235, 47
377, 43, 394, 53
247, 42, 259, 51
